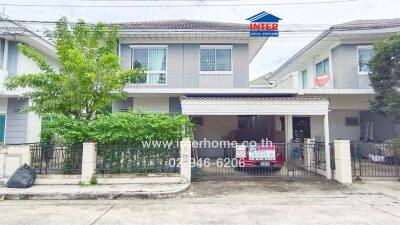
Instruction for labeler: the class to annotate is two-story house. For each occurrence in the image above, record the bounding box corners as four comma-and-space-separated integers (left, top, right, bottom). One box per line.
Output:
111, 20, 333, 168
0, 19, 58, 144
261, 18, 400, 143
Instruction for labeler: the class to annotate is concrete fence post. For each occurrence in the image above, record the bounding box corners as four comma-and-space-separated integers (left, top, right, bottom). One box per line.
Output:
0, 145, 31, 182
81, 142, 97, 184
334, 140, 352, 185
180, 138, 191, 183
304, 138, 315, 171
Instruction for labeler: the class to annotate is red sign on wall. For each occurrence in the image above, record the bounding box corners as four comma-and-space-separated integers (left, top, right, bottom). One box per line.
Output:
314, 74, 330, 87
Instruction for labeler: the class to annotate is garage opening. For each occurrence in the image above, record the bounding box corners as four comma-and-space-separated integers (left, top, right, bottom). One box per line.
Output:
190, 115, 328, 181
181, 96, 332, 181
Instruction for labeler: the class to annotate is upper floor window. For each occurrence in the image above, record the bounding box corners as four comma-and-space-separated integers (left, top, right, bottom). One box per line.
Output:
200, 45, 232, 74
301, 69, 308, 89
315, 58, 329, 77
131, 45, 167, 85
357, 46, 373, 75
0, 38, 5, 69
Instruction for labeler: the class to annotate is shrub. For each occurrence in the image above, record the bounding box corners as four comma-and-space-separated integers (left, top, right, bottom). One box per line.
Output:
41, 111, 194, 144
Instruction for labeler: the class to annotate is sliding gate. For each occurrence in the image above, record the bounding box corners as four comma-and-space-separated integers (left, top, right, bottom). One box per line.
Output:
191, 142, 327, 181
351, 142, 400, 179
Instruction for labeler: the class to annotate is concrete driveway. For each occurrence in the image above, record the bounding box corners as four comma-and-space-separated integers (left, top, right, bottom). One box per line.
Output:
0, 180, 399, 225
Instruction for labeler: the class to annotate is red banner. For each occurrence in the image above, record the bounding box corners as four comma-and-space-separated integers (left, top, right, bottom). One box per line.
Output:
314, 74, 330, 87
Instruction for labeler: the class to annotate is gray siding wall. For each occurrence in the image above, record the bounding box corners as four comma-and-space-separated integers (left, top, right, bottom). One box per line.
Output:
331, 44, 372, 89
7, 41, 18, 75
6, 98, 28, 144
120, 44, 131, 70
120, 43, 249, 88
112, 97, 133, 112
233, 44, 249, 87
183, 44, 200, 88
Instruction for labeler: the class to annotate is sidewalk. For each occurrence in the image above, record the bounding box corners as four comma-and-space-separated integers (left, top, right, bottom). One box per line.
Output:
0, 180, 399, 225
0, 182, 190, 200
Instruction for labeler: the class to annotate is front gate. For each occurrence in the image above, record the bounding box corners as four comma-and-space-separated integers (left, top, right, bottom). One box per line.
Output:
351, 142, 400, 179
191, 142, 327, 181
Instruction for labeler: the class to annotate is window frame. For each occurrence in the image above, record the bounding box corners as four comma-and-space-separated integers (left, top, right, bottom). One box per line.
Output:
345, 117, 360, 127
129, 45, 168, 85
301, 69, 308, 89
357, 45, 373, 76
315, 57, 330, 77
0, 39, 3, 70
0, 114, 6, 144
199, 45, 233, 74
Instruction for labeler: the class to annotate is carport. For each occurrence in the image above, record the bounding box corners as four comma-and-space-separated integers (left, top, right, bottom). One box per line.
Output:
180, 96, 332, 179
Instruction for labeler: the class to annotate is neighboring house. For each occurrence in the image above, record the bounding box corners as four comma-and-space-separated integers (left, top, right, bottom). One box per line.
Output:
249, 72, 274, 88
265, 18, 400, 142
0, 19, 58, 144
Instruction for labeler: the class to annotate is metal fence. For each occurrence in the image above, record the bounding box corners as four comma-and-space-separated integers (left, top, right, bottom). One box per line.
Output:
30, 143, 83, 175
96, 142, 180, 175
351, 142, 400, 178
192, 142, 330, 180
313, 142, 335, 171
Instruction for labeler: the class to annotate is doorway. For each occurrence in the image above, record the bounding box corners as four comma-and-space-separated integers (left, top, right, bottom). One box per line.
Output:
293, 117, 311, 141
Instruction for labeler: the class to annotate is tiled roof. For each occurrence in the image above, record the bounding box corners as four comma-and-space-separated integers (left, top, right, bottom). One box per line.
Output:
330, 18, 400, 30
114, 19, 248, 31
0, 20, 25, 32
181, 96, 327, 101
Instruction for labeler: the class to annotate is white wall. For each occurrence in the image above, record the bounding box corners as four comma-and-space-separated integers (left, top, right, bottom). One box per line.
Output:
310, 110, 361, 142
133, 97, 169, 113
0, 98, 7, 113
193, 115, 237, 158
329, 95, 372, 110
26, 111, 41, 143
310, 115, 324, 141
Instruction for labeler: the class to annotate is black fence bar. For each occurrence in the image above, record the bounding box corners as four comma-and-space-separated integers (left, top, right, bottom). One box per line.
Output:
30, 143, 83, 175
96, 142, 180, 175
351, 142, 400, 178
192, 142, 330, 180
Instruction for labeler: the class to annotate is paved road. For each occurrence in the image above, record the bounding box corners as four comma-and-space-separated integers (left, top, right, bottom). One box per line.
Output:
1, 180, 399, 225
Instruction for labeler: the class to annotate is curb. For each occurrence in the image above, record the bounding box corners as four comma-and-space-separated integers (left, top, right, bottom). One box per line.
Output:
0, 183, 191, 200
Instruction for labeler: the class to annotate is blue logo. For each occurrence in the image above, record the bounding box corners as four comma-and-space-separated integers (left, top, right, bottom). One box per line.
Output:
246, 11, 282, 37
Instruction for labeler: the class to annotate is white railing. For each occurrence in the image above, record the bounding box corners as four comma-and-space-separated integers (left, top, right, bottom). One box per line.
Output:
274, 74, 299, 89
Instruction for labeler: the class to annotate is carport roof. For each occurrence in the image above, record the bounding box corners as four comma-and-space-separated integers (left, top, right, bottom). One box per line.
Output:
181, 96, 327, 101
180, 96, 329, 116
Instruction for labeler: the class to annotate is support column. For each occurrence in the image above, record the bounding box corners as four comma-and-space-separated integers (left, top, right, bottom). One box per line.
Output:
81, 142, 97, 184
324, 113, 332, 179
285, 115, 293, 143
304, 138, 315, 171
334, 140, 352, 185
0, 145, 30, 182
180, 138, 191, 183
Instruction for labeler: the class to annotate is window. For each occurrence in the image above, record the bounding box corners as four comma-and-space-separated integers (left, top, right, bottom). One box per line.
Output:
0, 38, 5, 69
301, 69, 308, 89
0, 115, 5, 143
131, 46, 167, 84
345, 117, 360, 126
200, 46, 232, 73
315, 58, 330, 77
358, 46, 373, 74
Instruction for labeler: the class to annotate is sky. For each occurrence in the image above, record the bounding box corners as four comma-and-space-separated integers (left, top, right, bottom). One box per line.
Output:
1, 0, 400, 80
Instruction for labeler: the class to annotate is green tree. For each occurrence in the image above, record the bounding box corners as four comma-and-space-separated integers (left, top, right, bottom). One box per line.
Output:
5, 17, 144, 120
369, 33, 400, 124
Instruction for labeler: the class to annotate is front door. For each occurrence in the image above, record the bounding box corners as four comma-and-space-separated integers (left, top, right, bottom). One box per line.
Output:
293, 117, 311, 141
